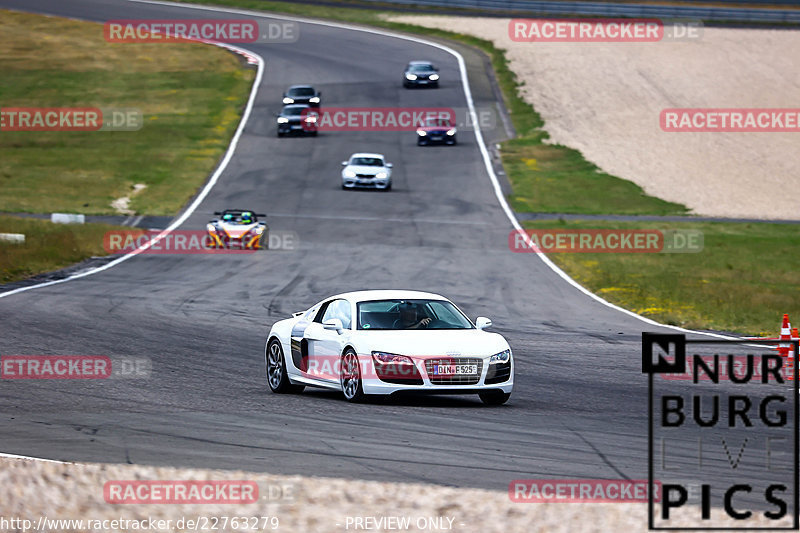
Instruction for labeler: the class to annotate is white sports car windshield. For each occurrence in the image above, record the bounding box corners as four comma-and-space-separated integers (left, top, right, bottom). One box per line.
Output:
357, 299, 473, 330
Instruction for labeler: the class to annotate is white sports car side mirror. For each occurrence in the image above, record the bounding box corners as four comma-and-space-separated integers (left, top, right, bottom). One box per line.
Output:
341, 161, 348, 166
323, 318, 344, 332
475, 317, 492, 330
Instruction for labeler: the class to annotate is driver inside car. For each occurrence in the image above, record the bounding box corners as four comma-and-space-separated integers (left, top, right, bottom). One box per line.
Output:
395, 302, 432, 330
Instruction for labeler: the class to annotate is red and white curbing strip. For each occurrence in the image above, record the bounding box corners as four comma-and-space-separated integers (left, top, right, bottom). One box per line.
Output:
198, 39, 259, 64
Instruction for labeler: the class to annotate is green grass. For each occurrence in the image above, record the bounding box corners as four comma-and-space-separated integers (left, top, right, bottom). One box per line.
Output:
5, 2, 793, 337
0, 9, 255, 215
173, 0, 688, 216
503, 138, 687, 215
157, 0, 798, 334
0, 9, 255, 282
523, 219, 800, 335
0, 216, 124, 283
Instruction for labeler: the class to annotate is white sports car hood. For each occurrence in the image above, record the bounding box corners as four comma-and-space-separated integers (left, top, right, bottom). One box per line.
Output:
359, 329, 508, 359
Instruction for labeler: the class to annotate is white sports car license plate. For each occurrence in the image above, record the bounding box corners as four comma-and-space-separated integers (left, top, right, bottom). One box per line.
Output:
433, 364, 477, 376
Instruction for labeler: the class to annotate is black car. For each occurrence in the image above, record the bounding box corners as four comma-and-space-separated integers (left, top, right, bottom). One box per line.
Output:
276, 104, 318, 137
416, 116, 457, 146
282, 85, 321, 107
403, 61, 439, 88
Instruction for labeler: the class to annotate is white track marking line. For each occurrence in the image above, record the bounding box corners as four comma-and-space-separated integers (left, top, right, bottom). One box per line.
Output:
267, 212, 489, 226
0, 452, 73, 464
119, 0, 739, 340
0, 0, 751, 466
1, 0, 738, 341
0, 41, 264, 299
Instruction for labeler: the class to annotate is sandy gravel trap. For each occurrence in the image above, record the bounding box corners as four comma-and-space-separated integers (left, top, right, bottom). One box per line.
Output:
0, 457, 794, 532
387, 15, 800, 220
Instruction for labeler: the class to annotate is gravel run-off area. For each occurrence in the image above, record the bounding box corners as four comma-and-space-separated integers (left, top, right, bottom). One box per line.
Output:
0, 457, 793, 532
387, 15, 800, 220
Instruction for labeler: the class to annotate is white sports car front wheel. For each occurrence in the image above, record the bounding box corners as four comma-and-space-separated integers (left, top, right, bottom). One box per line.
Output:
340, 349, 366, 402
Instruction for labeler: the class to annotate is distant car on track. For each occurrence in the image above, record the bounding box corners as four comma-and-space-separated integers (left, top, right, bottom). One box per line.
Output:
416, 116, 457, 145
403, 60, 439, 88
206, 209, 267, 249
276, 104, 318, 137
264, 290, 514, 404
282, 85, 321, 107
341, 153, 392, 190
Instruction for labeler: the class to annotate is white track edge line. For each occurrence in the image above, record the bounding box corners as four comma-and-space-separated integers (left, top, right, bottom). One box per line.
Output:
0, 452, 73, 464
122, 0, 739, 341
0, 0, 744, 335
0, 0, 758, 465
0, 38, 264, 300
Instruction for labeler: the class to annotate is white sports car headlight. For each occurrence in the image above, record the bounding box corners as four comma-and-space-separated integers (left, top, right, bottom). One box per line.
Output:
446, 128, 456, 136
489, 350, 511, 364
405, 73, 417, 81
276, 117, 289, 123
416, 130, 427, 136
309, 96, 320, 103
429, 74, 440, 81
304, 115, 317, 123
343, 169, 356, 178
283, 97, 294, 104
372, 351, 413, 365
375, 172, 387, 179
206, 223, 217, 233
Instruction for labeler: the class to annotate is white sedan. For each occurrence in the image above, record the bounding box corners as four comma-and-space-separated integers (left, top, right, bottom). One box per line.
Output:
341, 153, 392, 190
264, 290, 513, 404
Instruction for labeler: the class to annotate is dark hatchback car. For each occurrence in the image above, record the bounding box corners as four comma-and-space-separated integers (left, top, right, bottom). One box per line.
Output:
282, 85, 321, 107
276, 104, 318, 137
403, 61, 439, 88
416, 116, 457, 146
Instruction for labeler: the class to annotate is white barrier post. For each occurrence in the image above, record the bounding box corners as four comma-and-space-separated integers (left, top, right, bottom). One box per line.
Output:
51, 213, 85, 224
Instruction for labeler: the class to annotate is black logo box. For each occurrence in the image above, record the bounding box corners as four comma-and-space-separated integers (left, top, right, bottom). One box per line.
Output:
643, 333, 799, 531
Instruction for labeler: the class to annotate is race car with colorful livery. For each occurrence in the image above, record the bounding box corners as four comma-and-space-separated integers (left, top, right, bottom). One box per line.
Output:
206, 209, 268, 250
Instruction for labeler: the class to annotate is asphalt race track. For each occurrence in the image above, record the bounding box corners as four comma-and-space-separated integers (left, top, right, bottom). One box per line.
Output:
0, 0, 792, 510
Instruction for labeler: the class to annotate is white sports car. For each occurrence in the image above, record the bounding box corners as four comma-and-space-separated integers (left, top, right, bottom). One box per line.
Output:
264, 290, 513, 404
341, 153, 392, 190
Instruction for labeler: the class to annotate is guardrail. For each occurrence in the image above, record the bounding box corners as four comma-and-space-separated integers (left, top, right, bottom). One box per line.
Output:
365, 0, 800, 23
